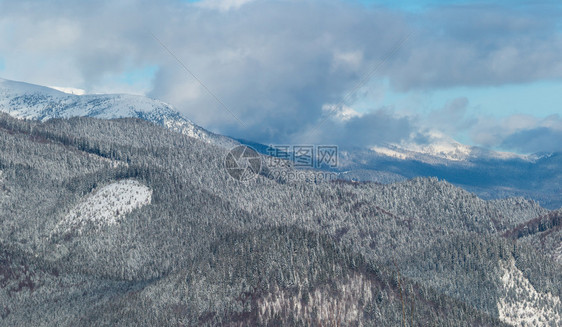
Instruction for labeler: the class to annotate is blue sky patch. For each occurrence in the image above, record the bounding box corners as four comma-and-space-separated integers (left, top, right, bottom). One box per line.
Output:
118, 65, 159, 86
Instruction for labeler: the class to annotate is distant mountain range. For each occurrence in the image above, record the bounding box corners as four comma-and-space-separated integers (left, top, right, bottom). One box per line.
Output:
236, 140, 562, 209
333, 145, 562, 209
1, 77, 560, 209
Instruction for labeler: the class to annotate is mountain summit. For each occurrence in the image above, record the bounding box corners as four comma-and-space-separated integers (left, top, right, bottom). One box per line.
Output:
0, 78, 236, 147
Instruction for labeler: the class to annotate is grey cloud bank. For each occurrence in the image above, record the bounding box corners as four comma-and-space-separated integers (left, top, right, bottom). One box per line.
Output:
0, 0, 561, 153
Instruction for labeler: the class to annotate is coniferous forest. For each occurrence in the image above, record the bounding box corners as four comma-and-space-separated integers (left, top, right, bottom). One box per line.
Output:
0, 113, 560, 326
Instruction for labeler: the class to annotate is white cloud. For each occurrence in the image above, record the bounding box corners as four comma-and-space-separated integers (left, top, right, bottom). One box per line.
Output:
322, 104, 362, 122
331, 50, 364, 72
196, 0, 258, 11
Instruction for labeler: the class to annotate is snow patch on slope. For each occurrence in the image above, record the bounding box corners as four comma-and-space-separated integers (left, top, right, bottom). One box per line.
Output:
554, 243, 562, 264
0, 170, 6, 199
370, 146, 410, 160
497, 259, 561, 326
53, 179, 152, 235
258, 273, 373, 325
401, 141, 473, 161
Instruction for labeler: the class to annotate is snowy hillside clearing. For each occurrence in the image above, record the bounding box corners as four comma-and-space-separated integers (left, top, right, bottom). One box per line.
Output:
52, 179, 152, 236
497, 259, 561, 326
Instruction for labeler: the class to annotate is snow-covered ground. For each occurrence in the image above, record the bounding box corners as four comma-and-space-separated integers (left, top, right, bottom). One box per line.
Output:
398, 139, 473, 161
554, 243, 562, 264
497, 259, 561, 326
258, 273, 374, 325
0, 170, 5, 199
370, 145, 411, 160
53, 179, 152, 235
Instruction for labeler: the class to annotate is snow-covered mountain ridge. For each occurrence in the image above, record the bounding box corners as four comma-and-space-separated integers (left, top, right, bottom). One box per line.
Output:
370, 140, 538, 164
0, 78, 236, 148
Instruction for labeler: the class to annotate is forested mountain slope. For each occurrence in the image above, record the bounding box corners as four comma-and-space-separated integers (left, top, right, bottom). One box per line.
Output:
503, 209, 562, 264
0, 113, 560, 326
2, 77, 560, 211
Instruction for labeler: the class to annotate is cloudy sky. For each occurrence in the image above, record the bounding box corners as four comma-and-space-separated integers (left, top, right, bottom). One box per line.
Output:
0, 0, 561, 153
